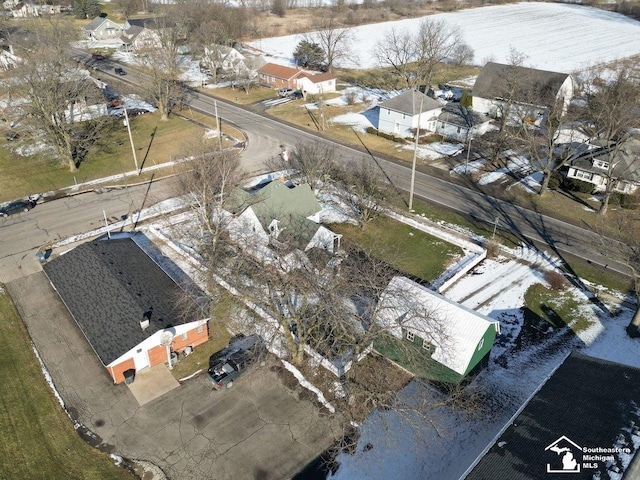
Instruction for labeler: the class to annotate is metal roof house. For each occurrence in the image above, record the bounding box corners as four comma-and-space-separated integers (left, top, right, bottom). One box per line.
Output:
377, 89, 442, 138
375, 276, 500, 384
43, 237, 209, 384
464, 353, 640, 480
472, 62, 574, 126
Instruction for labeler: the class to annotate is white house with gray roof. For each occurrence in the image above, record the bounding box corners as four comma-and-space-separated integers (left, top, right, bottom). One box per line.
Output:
377, 89, 442, 138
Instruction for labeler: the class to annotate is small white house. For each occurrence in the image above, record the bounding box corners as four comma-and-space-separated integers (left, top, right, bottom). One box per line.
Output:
82, 17, 125, 41
12, 1, 39, 17
296, 71, 337, 95
436, 104, 493, 141
377, 90, 442, 138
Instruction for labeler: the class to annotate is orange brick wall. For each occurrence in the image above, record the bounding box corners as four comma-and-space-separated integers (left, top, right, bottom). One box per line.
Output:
148, 344, 168, 367
109, 358, 135, 384
171, 324, 209, 353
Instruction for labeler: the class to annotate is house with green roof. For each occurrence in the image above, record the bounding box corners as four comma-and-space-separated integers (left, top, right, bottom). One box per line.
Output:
224, 181, 341, 268
375, 276, 500, 384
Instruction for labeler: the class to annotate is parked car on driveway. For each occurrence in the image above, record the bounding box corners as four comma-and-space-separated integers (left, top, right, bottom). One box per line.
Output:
91, 53, 105, 61
0, 199, 35, 217
207, 334, 266, 389
114, 67, 126, 75
277, 88, 295, 98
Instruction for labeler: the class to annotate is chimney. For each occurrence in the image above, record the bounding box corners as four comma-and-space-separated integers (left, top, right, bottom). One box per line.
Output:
140, 319, 150, 330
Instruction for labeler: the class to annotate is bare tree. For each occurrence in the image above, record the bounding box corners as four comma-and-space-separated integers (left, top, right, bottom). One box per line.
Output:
373, 27, 417, 89
136, 14, 189, 120
8, 21, 111, 172
579, 65, 640, 214
374, 19, 472, 89
193, 21, 231, 86
113, 0, 138, 19
333, 158, 390, 227
304, 12, 356, 72
592, 214, 640, 337
267, 140, 339, 193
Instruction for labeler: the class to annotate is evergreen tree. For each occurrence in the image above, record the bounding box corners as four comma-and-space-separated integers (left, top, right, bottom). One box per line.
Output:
293, 40, 325, 69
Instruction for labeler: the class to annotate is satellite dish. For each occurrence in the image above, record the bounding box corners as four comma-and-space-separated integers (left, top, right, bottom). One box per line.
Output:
160, 331, 174, 346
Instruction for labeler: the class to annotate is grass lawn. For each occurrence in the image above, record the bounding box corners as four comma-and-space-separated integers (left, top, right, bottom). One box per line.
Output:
202, 85, 276, 105
331, 215, 464, 283
0, 286, 133, 480
0, 110, 235, 202
523, 283, 596, 335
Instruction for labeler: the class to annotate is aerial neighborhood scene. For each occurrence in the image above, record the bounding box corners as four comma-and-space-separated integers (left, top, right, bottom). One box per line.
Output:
2, 0, 640, 479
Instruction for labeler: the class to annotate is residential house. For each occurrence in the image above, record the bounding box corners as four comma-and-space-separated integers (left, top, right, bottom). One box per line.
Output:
40, 4, 61, 14
2, 0, 18, 8
43, 236, 209, 384
120, 25, 161, 52
472, 62, 574, 126
377, 89, 442, 138
465, 353, 640, 479
566, 138, 640, 194
223, 180, 341, 269
257, 63, 302, 90
64, 76, 109, 123
376, 276, 500, 384
436, 103, 493, 142
82, 16, 125, 41
296, 71, 337, 95
12, 2, 38, 17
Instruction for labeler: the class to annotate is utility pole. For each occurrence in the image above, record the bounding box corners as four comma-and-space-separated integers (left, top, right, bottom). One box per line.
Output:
409, 93, 424, 211
214, 100, 223, 151
123, 108, 139, 174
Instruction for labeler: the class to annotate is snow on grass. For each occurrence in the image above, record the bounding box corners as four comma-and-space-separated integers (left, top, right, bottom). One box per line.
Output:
249, 3, 640, 73
450, 159, 486, 175
402, 141, 464, 160
331, 112, 374, 132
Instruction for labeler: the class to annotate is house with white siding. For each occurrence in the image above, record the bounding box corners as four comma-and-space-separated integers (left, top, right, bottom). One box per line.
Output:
377, 90, 442, 138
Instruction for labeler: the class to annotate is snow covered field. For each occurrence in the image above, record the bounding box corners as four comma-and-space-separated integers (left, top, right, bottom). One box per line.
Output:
249, 2, 640, 73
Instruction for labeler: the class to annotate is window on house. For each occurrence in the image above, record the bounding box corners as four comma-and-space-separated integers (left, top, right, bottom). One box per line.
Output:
575, 170, 594, 181
197, 324, 204, 334
422, 339, 432, 351
181, 332, 187, 341
406, 331, 414, 342
477, 338, 484, 351
594, 160, 609, 169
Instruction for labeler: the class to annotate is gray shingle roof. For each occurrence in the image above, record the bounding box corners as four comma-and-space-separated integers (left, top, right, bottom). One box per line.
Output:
379, 90, 441, 116
473, 62, 571, 107
569, 138, 640, 183
439, 103, 491, 128
466, 353, 640, 480
43, 238, 200, 366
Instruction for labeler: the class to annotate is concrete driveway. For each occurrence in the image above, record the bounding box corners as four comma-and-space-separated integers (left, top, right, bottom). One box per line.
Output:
8, 272, 340, 480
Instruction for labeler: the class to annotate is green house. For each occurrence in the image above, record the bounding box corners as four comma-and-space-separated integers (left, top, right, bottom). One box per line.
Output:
375, 276, 501, 384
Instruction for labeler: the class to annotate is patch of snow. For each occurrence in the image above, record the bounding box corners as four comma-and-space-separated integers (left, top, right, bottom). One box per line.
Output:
403, 142, 463, 160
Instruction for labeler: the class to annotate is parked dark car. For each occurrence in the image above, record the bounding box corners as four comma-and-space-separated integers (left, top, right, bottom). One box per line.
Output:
207, 334, 266, 389
0, 199, 35, 217
91, 53, 105, 61
114, 67, 126, 75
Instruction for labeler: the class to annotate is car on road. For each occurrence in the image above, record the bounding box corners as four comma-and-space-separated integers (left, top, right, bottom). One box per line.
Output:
208, 334, 266, 389
277, 88, 295, 98
0, 199, 36, 217
114, 67, 126, 75
91, 53, 105, 61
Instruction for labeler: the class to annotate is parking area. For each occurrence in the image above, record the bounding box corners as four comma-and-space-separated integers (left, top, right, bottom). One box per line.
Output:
8, 272, 341, 480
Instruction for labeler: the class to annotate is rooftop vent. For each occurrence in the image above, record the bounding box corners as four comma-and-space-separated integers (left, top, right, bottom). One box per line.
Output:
140, 319, 150, 330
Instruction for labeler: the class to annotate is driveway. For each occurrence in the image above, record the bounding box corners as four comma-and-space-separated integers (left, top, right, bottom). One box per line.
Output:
7, 272, 340, 480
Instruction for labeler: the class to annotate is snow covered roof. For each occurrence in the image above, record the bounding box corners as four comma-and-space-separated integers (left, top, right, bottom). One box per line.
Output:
378, 90, 441, 116
376, 276, 500, 376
